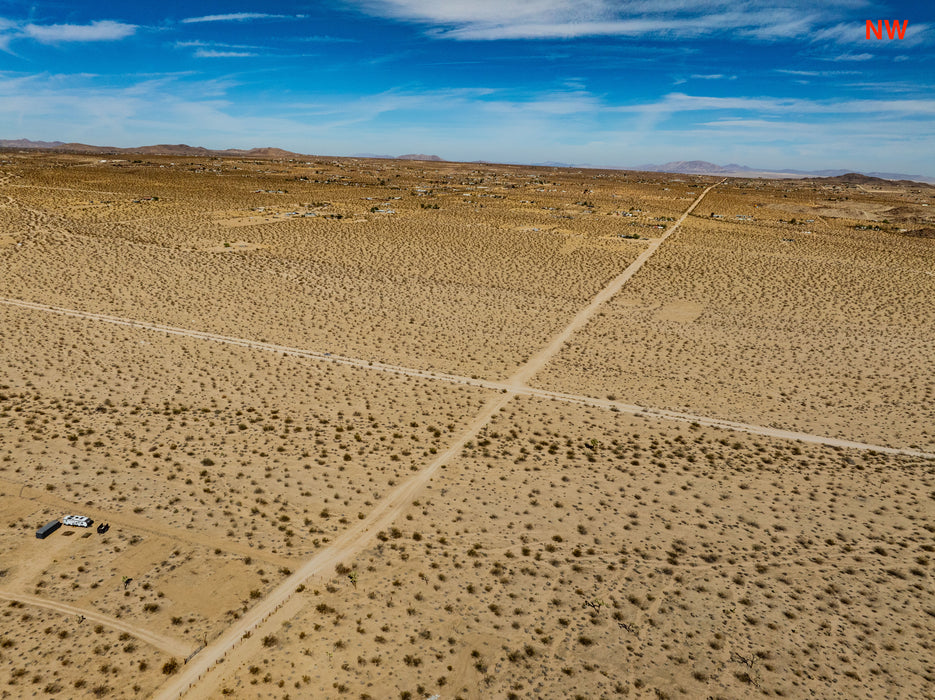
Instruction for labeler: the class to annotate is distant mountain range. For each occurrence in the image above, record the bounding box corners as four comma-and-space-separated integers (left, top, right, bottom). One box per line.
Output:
0, 139, 446, 162
1, 139, 929, 183
631, 160, 934, 183
533, 158, 932, 183
0, 139, 300, 158
352, 153, 445, 161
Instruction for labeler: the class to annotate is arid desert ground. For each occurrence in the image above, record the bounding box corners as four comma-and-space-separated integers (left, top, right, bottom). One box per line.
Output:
0, 151, 932, 699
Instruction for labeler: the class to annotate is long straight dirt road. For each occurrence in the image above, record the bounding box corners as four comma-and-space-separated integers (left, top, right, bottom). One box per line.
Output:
150, 180, 726, 700
3, 296, 930, 458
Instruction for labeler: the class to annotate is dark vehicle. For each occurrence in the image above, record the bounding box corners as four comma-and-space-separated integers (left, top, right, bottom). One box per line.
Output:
36, 519, 61, 539
96, 523, 110, 534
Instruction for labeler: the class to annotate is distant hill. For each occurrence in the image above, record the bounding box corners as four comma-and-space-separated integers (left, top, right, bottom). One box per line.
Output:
0, 138, 69, 149
0, 139, 302, 159
396, 154, 444, 161
0, 140, 106, 153
124, 144, 300, 158
2, 138, 446, 163
352, 153, 445, 161
635, 160, 740, 175
634, 160, 934, 184
812, 172, 931, 187
814, 173, 895, 185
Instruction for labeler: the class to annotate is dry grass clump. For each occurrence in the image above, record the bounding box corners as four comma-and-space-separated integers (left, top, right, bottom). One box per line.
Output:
212, 397, 933, 698
536, 179, 935, 450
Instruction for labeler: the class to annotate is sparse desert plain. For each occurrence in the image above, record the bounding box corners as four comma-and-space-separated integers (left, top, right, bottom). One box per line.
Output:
0, 152, 932, 699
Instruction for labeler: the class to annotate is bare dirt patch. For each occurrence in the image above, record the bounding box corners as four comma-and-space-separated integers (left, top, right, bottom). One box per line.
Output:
655, 300, 704, 322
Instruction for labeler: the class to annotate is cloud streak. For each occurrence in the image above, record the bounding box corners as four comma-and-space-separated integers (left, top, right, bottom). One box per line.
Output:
181, 13, 289, 24
348, 0, 880, 43
633, 92, 935, 118
20, 20, 137, 43
828, 52, 874, 61
194, 49, 256, 58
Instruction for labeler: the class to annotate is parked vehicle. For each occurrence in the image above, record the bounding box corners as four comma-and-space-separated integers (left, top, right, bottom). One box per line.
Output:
62, 515, 93, 528
36, 519, 61, 539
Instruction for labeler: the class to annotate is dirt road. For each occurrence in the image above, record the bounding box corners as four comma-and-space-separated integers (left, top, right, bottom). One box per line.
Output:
6, 177, 932, 698
520, 388, 935, 459
0, 296, 505, 392
149, 180, 725, 700
509, 180, 721, 388
0, 589, 195, 657
0, 476, 295, 567
150, 391, 515, 700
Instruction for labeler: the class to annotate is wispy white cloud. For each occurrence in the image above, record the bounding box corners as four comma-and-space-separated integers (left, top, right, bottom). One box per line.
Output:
482, 89, 602, 115
699, 118, 791, 129
0, 72, 288, 146
432, 18, 697, 40
0, 18, 16, 52
194, 49, 255, 58
768, 18, 931, 48
828, 52, 874, 61
176, 40, 263, 50
808, 21, 862, 44
0, 71, 930, 175
622, 92, 935, 119
674, 73, 736, 86
844, 80, 935, 94
296, 35, 359, 43
347, 0, 877, 43
21, 19, 137, 43
181, 13, 288, 24
775, 69, 860, 77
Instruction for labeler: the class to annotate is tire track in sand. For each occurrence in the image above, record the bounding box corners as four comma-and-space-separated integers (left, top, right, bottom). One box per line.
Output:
0, 589, 195, 657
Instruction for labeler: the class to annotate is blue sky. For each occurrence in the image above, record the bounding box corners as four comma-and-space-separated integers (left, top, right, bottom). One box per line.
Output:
0, 1, 932, 174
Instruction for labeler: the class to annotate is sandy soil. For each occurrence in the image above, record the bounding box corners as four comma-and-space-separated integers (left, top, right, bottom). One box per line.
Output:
207, 399, 934, 699
0, 597, 172, 698
0, 157, 658, 381
535, 179, 935, 452
0, 154, 931, 699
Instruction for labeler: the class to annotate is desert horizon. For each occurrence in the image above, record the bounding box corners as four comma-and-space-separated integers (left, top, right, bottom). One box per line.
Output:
3, 139, 934, 185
